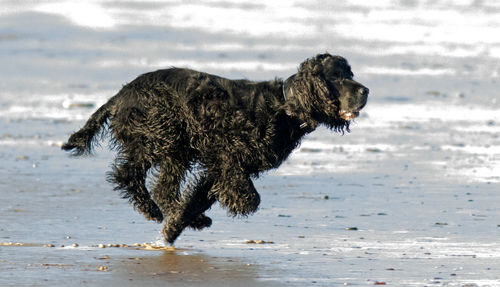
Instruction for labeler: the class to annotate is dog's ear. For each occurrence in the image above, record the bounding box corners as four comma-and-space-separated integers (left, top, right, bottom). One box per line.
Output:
289, 69, 334, 109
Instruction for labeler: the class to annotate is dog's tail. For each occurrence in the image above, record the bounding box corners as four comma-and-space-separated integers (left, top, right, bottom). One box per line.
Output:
62, 98, 114, 156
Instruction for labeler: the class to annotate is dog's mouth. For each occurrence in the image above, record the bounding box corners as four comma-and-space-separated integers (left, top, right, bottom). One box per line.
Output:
339, 109, 360, 120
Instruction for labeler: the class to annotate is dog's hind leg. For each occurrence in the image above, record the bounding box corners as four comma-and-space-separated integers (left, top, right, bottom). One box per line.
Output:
151, 157, 189, 218
162, 174, 216, 244
109, 153, 163, 222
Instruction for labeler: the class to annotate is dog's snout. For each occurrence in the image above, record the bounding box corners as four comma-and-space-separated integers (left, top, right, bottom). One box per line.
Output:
356, 86, 369, 111
359, 87, 369, 97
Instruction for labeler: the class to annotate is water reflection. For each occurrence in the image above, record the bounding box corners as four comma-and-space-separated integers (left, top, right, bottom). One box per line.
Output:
113, 249, 282, 287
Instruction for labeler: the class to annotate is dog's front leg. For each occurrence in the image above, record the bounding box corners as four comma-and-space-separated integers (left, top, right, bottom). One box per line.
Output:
151, 158, 189, 219
214, 168, 261, 217
162, 175, 216, 244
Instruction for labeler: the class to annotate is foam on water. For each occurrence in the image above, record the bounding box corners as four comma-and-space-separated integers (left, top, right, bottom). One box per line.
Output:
362, 66, 457, 76
364, 103, 500, 124
0, 92, 111, 121
95, 58, 297, 72
34, 2, 116, 28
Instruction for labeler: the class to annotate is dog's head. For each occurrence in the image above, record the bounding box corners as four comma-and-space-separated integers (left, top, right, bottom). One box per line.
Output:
287, 53, 368, 131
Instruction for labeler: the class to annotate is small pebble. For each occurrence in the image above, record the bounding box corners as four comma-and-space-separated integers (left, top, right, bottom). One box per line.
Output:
98, 244, 105, 248
97, 265, 108, 271
72, 243, 79, 247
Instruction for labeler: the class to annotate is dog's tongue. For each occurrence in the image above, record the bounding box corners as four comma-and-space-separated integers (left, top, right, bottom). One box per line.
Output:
339, 110, 359, 120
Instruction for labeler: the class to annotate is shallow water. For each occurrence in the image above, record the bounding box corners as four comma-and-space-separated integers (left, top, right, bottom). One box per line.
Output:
2, 1, 500, 286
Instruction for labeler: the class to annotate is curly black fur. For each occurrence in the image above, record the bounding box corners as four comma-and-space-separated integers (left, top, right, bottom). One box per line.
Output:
62, 53, 369, 244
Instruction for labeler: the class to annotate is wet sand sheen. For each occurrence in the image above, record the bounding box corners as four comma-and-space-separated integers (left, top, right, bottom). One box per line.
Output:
0, 241, 175, 250
0, 242, 282, 287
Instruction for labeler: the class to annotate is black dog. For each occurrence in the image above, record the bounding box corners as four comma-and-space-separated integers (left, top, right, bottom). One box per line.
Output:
62, 53, 368, 244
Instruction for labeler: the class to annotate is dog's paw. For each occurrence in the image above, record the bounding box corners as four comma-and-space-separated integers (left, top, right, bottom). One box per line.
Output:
137, 200, 164, 223
188, 214, 212, 230
219, 190, 261, 217
162, 220, 183, 245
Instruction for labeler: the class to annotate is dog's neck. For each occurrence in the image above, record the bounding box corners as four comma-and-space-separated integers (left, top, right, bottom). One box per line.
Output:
282, 80, 309, 130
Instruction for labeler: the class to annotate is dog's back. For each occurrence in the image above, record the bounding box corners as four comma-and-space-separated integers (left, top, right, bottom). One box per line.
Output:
63, 68, 290, 168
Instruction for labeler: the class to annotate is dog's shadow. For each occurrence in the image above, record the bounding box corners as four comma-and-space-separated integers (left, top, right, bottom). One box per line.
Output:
112, 249, 281, 287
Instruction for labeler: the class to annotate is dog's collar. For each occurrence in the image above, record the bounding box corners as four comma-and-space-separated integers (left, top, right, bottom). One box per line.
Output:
282, 81, 308, 130
282, 81, 293, 102
282, 82, 288, 101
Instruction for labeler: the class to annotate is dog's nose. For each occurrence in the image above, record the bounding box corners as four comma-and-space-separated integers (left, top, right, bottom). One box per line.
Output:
359, 87, 369, 97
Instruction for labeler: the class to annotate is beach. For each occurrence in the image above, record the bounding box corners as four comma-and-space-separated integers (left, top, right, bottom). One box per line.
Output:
1, 1, 500, 286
